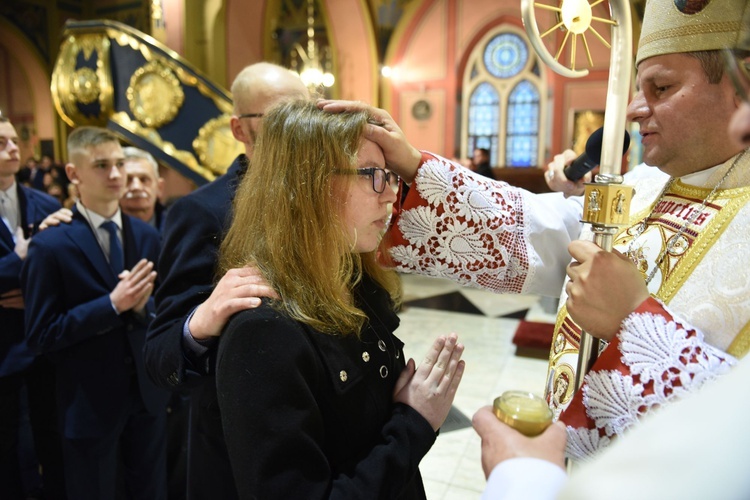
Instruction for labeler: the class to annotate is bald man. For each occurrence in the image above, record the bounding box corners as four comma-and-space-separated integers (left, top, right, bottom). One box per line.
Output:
144, 62, 308, 499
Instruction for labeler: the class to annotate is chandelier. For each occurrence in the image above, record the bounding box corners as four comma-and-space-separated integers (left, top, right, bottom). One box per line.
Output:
290, 0, 335, 88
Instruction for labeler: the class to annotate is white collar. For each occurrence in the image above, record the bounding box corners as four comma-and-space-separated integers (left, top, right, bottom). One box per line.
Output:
0, 181, 17, 203
76, 200, 123, 230
680, 164, 722, 187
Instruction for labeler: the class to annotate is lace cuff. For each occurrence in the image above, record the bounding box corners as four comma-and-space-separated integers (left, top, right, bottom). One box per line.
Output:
381, 152, 531, 294
561, 297, 737, 461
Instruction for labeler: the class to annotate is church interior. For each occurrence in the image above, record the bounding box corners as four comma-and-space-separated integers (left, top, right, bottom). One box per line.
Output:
1, 0, 651, 497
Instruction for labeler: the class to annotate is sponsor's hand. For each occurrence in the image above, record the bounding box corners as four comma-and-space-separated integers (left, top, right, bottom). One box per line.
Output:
188, 266, 279, 340
38, 208, 73, 231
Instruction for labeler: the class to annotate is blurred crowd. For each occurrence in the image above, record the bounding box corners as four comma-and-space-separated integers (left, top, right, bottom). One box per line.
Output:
16, 155, 75, 209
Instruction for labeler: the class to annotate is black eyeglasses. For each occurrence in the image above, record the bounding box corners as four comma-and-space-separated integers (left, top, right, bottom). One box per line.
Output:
723, 49, 750, 104
338, 167, 399, 194
238, 113, 264, 119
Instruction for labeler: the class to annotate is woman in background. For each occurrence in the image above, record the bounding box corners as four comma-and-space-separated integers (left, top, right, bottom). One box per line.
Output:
216, 99, 465, 499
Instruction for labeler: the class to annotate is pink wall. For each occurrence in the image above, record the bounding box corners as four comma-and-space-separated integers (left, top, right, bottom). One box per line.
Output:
222, 0, 622, 163
225, 1, 266, 82
163, 0, 185, 55
0, 18, 55, 162
385, 0, 617, 164
225, 0, 377, 103
322, 0, 378, 103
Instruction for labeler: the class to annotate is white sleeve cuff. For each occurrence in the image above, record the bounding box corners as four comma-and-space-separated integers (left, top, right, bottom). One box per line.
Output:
481, 458, 567, 500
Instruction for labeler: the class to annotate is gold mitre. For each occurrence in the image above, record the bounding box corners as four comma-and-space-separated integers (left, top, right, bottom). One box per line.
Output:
636, 0, 750, 66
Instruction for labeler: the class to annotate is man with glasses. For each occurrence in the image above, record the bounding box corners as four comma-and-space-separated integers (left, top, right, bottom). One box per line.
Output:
144, 62, 308, 499
321, 0, 750, 461
472, 44, 750, 498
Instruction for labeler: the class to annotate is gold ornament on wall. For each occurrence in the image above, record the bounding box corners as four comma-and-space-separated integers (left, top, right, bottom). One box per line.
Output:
70, 67, 101, 105
127, 60, 184, 128
51, 32, 114, 127
193, 115, 243, 177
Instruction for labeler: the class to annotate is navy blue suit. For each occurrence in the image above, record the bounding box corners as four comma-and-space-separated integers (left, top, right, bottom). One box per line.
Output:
21, 207, 169, 499
0, 185, 61, 376
0, 184, 64, 499
145, 156, 245, 500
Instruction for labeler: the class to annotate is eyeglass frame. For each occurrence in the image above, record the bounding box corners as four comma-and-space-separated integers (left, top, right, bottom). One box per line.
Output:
238, 113, 264, 119
336, 167, 400, 194
723, 48, 750, 104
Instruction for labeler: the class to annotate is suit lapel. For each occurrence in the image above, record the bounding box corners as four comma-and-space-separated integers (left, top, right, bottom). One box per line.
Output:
67, 209, 118, 286
0, 184, 22, 246
0, 220, 13, 249
16, 184, 30, 238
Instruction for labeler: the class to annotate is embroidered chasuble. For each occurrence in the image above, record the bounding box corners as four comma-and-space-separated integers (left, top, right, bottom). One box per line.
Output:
548, 150, 750, 459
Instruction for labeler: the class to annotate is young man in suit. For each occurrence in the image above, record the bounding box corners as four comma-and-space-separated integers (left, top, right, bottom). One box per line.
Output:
21, 126, 169, 499
0, 115, 66, 498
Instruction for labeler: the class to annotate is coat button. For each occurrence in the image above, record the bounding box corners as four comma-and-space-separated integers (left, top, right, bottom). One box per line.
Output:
362, 351, 370, 362
380, 366, 388, 378
339, 370, 348, 382
378, 340, 387, 351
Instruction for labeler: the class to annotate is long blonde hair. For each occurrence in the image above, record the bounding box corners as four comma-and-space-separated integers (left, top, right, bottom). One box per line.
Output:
219, 99, 401, 335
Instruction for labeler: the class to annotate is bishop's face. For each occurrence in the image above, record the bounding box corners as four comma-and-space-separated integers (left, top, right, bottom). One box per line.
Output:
627, 53, 740, 177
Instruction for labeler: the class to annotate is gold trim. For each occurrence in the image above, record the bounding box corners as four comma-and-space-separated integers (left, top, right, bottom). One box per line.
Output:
71, 67, 101, 105
127, 60, 185, 128
727, 320, 750, 359
640, 21, 741, 47
110, 111, 216, 181
62, 20, 232, 99
51, 32, 114, 127
108, 27, 234, 114
192, 115, 243, 177
657, 181, 750, 303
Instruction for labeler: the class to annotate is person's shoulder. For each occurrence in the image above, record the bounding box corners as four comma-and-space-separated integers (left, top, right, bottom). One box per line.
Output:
177, 157, 242, 206
225, 302, 296, 334
27, 221, 71, 252
21, 186, 61, 209
219, 303, 314, 363
124, 214, 159, 238
165, 177, 231, 224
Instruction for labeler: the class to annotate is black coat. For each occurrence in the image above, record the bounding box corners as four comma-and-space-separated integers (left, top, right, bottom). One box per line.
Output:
217, 276, 435, 499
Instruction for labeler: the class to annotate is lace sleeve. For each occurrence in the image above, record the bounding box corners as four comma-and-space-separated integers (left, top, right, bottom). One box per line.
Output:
381, 152, 583, 296
562, 297, 737, 461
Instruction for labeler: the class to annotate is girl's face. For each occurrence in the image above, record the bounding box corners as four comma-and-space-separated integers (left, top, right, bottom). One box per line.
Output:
338, 138, 398, 253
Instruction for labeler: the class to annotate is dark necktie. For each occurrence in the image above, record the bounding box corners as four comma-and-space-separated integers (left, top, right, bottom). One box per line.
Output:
101, 221, 123, 276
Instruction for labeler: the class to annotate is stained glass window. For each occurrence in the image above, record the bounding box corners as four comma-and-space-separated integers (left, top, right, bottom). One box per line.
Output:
483, 33, 528, 79
468, 82, 500, 166
506, 80, 540, 166
463, 29, 543, 168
